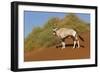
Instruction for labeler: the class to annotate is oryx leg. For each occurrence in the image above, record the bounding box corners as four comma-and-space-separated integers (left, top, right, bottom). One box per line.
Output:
73, 34, 80, 48
72, 35, 77, 48
61, 38, 66, 49
77, 40, 80, 48
61, 42, 65, 49
73, 41, 77, 48
75, 34, 80, 48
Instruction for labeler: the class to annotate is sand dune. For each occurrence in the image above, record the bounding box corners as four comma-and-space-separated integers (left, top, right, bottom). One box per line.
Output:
24, 31, 90, 61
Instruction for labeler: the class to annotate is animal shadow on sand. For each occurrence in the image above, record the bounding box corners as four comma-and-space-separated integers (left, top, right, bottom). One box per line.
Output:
56, 44, 84, 48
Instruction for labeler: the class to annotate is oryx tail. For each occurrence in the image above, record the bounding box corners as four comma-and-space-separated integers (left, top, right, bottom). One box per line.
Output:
73, 28, 84, 42
78, 34, 84, 41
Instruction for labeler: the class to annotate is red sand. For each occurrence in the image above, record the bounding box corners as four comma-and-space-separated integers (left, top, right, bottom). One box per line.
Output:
24, 31, 90, 61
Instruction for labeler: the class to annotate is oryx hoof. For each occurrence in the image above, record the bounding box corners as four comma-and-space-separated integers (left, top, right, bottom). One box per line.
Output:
61, 47, 65, 49
73, 47, 75, 49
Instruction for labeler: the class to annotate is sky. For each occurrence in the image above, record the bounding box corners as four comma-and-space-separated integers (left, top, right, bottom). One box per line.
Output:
24, 11, 90, 38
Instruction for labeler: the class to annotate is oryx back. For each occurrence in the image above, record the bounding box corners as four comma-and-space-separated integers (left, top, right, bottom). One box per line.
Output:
56, 28, 76, 39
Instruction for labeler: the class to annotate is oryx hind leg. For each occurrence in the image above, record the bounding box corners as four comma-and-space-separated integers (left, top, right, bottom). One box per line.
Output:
77, 40, 80, 48
72, 35, 76, 48
73, 41, 76, 48
73, 34, 80, 48
75, 34, 80, 48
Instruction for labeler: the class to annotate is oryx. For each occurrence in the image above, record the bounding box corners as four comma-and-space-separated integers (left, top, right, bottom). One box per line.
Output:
53, 27, 84, 49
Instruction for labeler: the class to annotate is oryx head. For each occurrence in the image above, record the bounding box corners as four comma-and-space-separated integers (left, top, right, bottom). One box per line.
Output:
52, 27, 59, 36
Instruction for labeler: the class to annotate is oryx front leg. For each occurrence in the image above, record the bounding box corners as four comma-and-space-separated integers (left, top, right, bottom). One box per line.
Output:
61, 42, 65, 49
73, 41, 76, 48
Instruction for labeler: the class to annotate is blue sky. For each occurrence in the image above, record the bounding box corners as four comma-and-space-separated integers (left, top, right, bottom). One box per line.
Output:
24, 11, 90, 38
